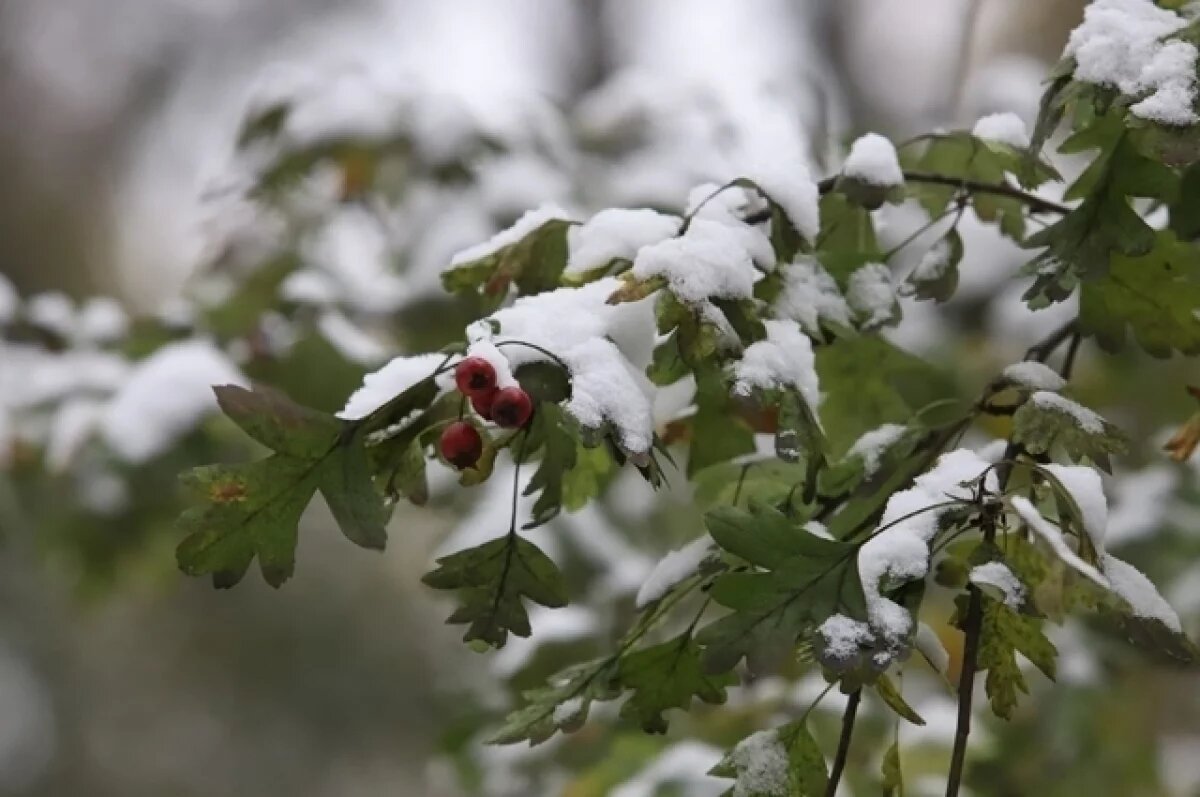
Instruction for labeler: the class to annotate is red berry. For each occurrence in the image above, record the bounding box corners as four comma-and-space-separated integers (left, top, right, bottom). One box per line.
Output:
455, 357, 497, 396
440, 421, 484, 469
471, 388, 498, 420
491, 387, 534, 429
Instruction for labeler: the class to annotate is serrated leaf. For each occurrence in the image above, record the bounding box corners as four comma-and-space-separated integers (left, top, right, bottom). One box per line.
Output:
617, 633, 735, 734
214, 383, 340, 458
488, 658, 621, 745
441, 218, 573, 300
688, 365, 756, 476
1078, 231, 1200, 357
902, 230, 962, 303
700, 506, 866, 675
709, 721, 829, 797
1011, 394, 1126, 468
975, 597, 1057, 720
422, 533, 568, 648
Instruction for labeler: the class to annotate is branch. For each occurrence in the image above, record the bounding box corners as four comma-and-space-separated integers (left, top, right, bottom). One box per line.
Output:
826, 689, 862, 797
945, 580, 984, 797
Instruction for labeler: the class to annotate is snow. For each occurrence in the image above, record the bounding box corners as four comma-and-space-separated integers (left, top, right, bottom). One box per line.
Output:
1102, 553, 1182, 631
972, 112, 1031, 148
729, 729, 789, 797
631, 218, 762, 305
25, 292, 74, 338
969, 562, 1026, 609
1010, 496, 1108, 587
858, 449, 997, 644
736, 155, 820, 242
466, 277, 658, 452
281, 269, 338, 306
635, 534, 713, 608
1106, 465, 1177, 545
306, 207, 410, 313
1065, 0, 1198, 126
1042, 463, 1108, 550
338, 352, 450, 420
463, 339, 519, 390
100, 340, 245, 463
552, 696, 586, 726
449, 202, 572, 267
1003, 361, 1066, 392
74, 298, 129, 344
492, 605, 599, 678
772, 257, 852, 337
847, 263, 897, 328
44, 399, 104, 473
565, 208, 681, 277
910, 240, 952, 283
818, 614, 874, 661
1030, 390, 1106, 434
847, 423, 907, 478
915, 623, 949, 674
843, 132, 904, 187
731, 320, 820, 413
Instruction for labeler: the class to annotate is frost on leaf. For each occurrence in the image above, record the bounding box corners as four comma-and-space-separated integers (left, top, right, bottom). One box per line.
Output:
442, 203, 574, 300
709, 721, 828, 797
1012, 391, 1126, 469
772, 257, 853, 340
565, 207, 681, 278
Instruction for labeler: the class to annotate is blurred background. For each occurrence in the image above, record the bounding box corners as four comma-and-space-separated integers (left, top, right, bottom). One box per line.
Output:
5, 1, 1200, 796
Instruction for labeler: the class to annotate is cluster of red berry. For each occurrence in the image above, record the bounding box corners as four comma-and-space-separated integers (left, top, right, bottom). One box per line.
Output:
439, 356, 534, 469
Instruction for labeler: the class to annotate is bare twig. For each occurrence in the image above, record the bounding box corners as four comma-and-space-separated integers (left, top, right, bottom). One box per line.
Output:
826, 689, 862, 797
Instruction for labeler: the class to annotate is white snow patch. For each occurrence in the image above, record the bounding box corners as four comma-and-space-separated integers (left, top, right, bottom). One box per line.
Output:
910, 240, 952, 283
1102, 553, 1182, 632
25, 293, 74, 338
1043, 463, 1108, 550
339, 352, 449, 420
859, 449, 997, 643
818, 614, 875, 661
101, 340, 245, 462
915, 623, 950, 674
847, 423, 908, 478
632, 218, 761, 305
729, 729, 789, 797
773, 257, 852, 337
74, 298, 129, 344
843, 132, 904, 187
552, 697, 586, 726
566, 208, 681, 276
1003, 361, 1066, 392
1011, 496, 1108, 587
972, 112, 1031, 148
449, 202, 572, 267
970, 562, 1026, 609
1065, 0, 1198, 126
636, 535, 713, 608
737, 155, 820, 242
317, 311, 390, 366
1030, 390, 1105, 434
847, 263, 897, 328
731, 320, 820, 413
610, 742, 725, 797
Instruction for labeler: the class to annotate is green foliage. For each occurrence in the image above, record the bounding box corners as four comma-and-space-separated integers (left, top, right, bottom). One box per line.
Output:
967, 596, 1057, 720
700, 505, 866, 675
709, 721, 829, 797
422, 532, 568, 648
616, 633, 736, 734
441, 218, 573, 302
1011, 395, 1126, 470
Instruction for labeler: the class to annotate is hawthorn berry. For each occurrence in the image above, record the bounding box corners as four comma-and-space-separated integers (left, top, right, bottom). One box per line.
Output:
491, 386, 534, 429
439, 421, 484, 469
455, 356, 497, 396
470, 388, 498, 421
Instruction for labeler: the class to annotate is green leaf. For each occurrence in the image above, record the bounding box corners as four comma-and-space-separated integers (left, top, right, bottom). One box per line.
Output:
1011, 394, 1126, 469
814, 336, 957, 457
617, 633, 736, 733
488, 658, 621, 745
700, 506, 866, 675
178, 385, 402, 586
901, 229, 962, 303
709, 721, 829, 796
520, 405, 579, 528
214, 384, 341, 458
176, 456, 317, 588
688, 366, 756, 476
421, 533, 568, 648
974, 597, 1057, 720
1078, 231, 1200, 357
441, 218, 573, 300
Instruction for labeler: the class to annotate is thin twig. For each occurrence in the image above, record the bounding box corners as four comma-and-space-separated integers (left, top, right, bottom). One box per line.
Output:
945, 580, 983, 797
826, 689, 862, 797
947, 0, 985, 120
